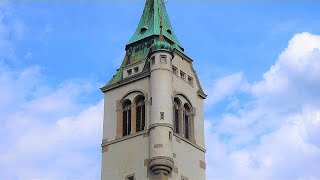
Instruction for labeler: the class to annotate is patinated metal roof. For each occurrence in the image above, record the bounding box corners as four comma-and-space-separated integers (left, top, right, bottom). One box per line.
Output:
127, 0, 183, 50
105, 0, 183, 87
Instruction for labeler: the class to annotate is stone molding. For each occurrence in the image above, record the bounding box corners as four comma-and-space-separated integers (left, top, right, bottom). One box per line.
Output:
101, 71, 150, 93
101, 130, 148, 147
149, 156, 174, 176
148, 123, 174, 131
173, 133, 206, 153
150, 67, 172, 74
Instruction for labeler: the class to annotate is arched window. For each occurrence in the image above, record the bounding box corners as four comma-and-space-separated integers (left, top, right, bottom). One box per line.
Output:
174, 98, 181, 134
136, 96, 145, 132
122, 100, 131, 136
184, 104, 191, 140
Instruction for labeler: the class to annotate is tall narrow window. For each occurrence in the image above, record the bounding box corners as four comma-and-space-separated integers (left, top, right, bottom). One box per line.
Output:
180, 71, 186, 81
122, 100, 132, 136
151, 56, 155, 65
172, 66, 178, 76
136, 96, 145, 132
160, 112, 164, 120
184, 104, 191, 140
188, 76, 193, 86
174, 98, 181, 134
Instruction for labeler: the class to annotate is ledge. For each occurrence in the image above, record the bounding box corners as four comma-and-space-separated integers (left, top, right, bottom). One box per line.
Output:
148, 123, 174, 131
197, 90, 207, 99
101, 130, 148, 147
101, 71, 150, 93
173, 133, 206, 153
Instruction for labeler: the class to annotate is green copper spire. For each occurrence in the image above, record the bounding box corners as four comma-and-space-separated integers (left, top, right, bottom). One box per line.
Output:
127, 0, 183, 51
104, 0, 183, 88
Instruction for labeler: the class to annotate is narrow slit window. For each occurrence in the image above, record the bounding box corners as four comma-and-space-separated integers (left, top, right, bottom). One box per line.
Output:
151, 56, 155, 65
188, 76, 193, 86
180, 71, 186, 81
160, 112, 164, 120
172, 66, 178, 75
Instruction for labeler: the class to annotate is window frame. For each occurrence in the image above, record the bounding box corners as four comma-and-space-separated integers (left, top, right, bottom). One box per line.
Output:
151, 56, 155, 65
172, 66, 178, 76
135, 96, 145, 132
160, 112, 164, 120
127, 69, 132, 76
180, 70, 186, 81
122, 101, 132, 136
134, 66, 139, 73
160, 55, 167, 64
188, 76, 193, 86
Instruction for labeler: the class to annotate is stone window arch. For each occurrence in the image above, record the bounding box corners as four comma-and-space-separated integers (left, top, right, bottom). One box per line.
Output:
122, 99, 132, 136
135, 95, 146, 132
116, 90, 148, 139
172, 93, 196, 143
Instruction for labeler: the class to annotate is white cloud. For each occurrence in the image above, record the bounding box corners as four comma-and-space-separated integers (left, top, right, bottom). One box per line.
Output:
0, 4, 103, 179
204, 72, 248, 107
0, 62, 103, 179
252, 32, 320, 112
205, 32, 320, 180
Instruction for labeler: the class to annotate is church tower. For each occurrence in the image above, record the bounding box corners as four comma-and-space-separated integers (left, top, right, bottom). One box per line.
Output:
101, 1, 207, 179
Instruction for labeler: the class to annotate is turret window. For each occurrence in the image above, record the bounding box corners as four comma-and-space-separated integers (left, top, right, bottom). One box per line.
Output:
122, 100, 132, 136
160, 55, 167, 64
160, 112, 164, 120
136, 96, 145, 132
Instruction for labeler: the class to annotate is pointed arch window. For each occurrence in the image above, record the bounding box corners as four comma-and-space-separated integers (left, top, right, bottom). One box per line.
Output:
184, 104, 191, 140
136, 96, 146, 132
122, 100, 132, 136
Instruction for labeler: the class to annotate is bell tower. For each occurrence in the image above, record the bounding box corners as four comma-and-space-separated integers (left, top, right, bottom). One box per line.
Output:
101, 1, 207, 179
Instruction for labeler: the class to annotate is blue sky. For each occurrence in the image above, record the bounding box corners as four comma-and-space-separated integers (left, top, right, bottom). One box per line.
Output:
1, 1, 320, 179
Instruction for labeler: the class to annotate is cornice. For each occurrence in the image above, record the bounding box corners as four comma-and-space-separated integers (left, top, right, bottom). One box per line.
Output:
101, 71, 150, 93
173, 133, 206, 153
